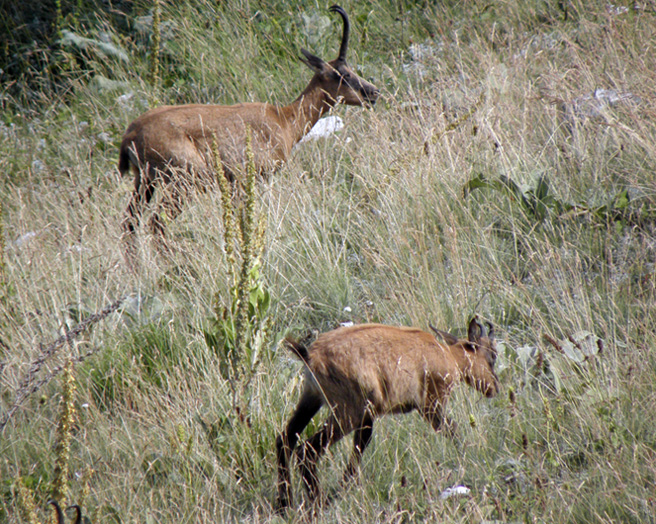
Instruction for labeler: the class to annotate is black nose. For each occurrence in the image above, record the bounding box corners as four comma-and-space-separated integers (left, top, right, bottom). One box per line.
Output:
367, 89, 380, 105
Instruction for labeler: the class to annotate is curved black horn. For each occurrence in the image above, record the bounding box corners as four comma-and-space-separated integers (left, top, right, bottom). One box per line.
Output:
70, 505, 83, 524
47, 500, 65, 524
486, 321, 495, 340
329, 5, 350, 62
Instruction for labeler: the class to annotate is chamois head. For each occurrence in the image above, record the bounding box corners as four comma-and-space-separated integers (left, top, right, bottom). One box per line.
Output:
299, 5, 380, 107
430, 317, 499, 398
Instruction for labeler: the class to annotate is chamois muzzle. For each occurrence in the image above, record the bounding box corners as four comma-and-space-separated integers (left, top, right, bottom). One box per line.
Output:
358, 81, 380, 106
484, 371, 500, 398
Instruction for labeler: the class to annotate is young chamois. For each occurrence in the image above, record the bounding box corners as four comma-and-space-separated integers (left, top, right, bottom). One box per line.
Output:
275, 317, 499, 509
119, 5, 379, 253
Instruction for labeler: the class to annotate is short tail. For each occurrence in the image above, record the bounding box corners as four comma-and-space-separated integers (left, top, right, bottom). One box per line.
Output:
118, 140, 132, 176
283, 336, 310, 363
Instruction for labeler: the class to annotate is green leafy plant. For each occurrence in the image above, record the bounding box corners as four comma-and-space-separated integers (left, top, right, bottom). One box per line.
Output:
204, 261, 272, 383
202, 128, 274, 404
464, 172, 638, 224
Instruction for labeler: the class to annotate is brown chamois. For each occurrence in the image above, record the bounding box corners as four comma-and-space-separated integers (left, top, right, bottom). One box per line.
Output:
119, 5, 379, 253
275, 317, 499, 509
48, 500, 82, 524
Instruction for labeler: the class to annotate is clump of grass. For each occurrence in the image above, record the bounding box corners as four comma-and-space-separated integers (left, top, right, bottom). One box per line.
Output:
14, 477, 39, 524
0, 297, 124, 432
148, 0, 162, 87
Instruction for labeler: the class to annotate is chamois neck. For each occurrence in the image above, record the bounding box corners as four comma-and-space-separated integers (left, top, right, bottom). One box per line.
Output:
448, 343, 475, 375
285, 78, 337, 144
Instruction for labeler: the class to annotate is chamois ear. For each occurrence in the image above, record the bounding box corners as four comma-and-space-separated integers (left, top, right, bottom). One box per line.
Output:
467, 317, 483, 346
300, 48, 328, 74
429, 322, 459, 346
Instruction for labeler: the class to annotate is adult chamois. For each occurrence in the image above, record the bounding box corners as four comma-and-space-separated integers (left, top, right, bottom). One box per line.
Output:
275, 317, 499, 510
119, 5, 379, 256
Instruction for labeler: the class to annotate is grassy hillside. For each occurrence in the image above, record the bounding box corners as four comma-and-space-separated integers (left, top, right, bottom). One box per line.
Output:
1, 1, 655, 522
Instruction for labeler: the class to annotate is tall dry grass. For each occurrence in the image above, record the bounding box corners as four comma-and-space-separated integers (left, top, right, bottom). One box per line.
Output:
1, 1, 655, 522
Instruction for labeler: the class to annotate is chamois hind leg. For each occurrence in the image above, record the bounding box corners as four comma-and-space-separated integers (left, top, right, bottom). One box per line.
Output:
148, 183, 186, 254
275, 389, 324, 511
296, 413, 353, 504
121, 167, 155, 269
341, 413, 374, 485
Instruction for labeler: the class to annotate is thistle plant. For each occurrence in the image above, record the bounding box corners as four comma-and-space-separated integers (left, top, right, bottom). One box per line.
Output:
212, 135, 237, 281
204, 127, 272, 407
52, 360, 77, 505
54, 0, 65, 41
12, 362, 78, 524
233, 130, 267, 372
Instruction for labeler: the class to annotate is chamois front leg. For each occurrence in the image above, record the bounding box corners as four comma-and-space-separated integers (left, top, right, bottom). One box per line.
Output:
422, 400, 457, 438
275, 391, 323, 511
341, 414, 374, 485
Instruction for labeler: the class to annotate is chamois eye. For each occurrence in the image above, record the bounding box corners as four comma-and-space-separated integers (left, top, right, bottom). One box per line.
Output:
487, 349, 497, 365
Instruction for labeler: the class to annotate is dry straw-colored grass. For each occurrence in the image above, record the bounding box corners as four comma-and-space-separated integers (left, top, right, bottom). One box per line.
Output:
1, 1, 655, 522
